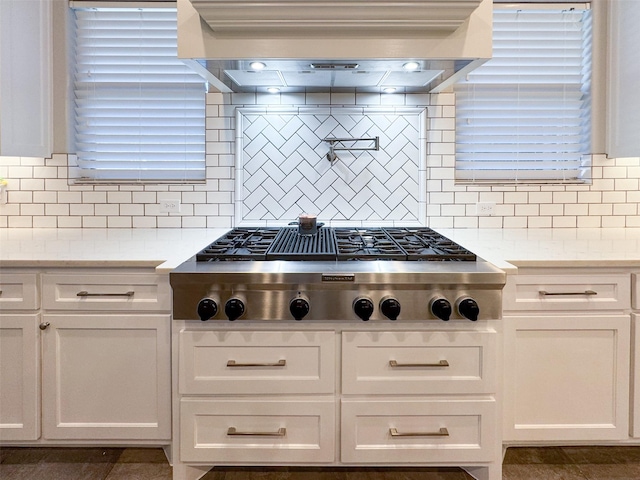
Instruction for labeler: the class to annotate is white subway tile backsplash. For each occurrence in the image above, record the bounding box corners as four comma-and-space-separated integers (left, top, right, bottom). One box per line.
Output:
21, 204, 45, 216
2, 90, 640, 229
132, 216, 156, 228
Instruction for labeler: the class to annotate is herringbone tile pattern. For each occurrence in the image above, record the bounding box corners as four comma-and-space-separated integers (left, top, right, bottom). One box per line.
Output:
237, 108, 425, 224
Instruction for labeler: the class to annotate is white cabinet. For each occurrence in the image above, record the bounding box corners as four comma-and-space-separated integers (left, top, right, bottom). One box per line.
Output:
180, 398, 335, 463
342, 330, 496, 395
0, 268, 172, 444
340, 330, 498, 466
503, 270, 631, 442
0, 315, 40, 442
606, 0, 640, 158
175, 324, 501, 480
40, 314, 170, 440
178, 329, 336, 463
341, 398, 496, 464
630, 274, 640, 438
0, 272, 40, 442
0, 0, 52, 157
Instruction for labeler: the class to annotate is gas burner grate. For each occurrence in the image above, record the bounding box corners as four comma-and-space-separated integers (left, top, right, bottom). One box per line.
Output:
333, 228, 407, 260
196, 228, 280, 261
383, 227, 477, 261
266, 228, 336, 260
194, 227, 477, 262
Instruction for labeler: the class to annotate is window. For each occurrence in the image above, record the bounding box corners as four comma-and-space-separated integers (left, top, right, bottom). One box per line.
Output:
71, 7, 206, 183
455, 4, 592, 183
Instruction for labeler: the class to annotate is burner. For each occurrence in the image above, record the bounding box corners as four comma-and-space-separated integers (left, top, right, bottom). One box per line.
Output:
383, 227, 477, 261
334, 228, 406, 260
195, 228, 280, 261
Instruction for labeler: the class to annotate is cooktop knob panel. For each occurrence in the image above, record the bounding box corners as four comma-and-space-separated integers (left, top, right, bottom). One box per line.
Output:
225, 298, 245, 321
289, 296, 310, 321
380, 296, 401, 320
197, 298, 218, 321
353, 297, 374, 321
457, 297, 480, 321
430, 297, 452, 321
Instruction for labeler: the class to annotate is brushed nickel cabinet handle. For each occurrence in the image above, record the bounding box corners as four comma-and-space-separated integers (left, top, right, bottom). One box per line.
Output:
39, 322, 50, 330
227, 359, 286, 367
539, 290, 597, 296
227, 427, 286, 437
389, 427, 449, 437
389, 359, 449, 368
77, 291, 135, 297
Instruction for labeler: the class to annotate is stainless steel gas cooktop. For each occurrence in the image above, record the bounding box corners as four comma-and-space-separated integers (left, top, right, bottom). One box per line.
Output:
171, 227, 504, 323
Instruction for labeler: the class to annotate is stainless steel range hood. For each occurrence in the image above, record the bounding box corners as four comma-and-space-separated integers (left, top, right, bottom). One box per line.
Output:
177, 0, 493, 94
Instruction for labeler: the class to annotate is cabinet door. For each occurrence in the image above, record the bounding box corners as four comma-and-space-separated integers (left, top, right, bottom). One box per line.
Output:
0, 0, 52, 157
607, 0, 640, 158
503, 315, 630, 442
0, 314, 40, 441
633, 313, 640, 438
41, 314, 170, 440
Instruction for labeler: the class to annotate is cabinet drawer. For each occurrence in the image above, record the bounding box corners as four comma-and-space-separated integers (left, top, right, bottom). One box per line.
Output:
179, 330, 335, 395
503, 274, 630, 312
180, 398, 335, 463
342, 331, 496, 394
42, 274, 170, 311
0, 274, 39, 310
341, 398, 496, 463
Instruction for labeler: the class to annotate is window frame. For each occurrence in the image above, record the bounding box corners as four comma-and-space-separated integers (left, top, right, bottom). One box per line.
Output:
68, 1, 207, 185
454, 1, 604, 185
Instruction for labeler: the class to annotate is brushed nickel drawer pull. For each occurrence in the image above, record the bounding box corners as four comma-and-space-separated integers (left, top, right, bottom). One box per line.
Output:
539, 290, 597, 296
227, 359, 286, 367
390, 427, 449, 437
77, 291, 135, 297
389, 359, 449, 368
227, 427, 286, 437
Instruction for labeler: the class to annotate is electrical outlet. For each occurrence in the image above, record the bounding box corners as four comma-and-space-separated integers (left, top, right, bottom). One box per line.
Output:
159, 199, 181, 213
476, 202, 495, 216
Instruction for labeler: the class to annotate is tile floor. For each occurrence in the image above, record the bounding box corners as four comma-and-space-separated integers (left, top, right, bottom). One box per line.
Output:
1, 446, 640, 479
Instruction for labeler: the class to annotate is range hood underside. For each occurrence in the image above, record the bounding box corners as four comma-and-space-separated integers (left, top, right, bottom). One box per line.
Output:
195, 58, 482, 94
178, 0, 492, 93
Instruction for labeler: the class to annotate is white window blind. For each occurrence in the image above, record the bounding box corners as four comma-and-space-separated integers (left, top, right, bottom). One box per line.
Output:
72, 7, 206, 183
455, 6, 592, 183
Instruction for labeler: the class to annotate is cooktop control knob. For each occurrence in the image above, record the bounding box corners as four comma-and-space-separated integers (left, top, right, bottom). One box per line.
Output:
457, 297, 480, 321
353, 297, 374, 321
197, 298, 218, 321
380, 296, 401, 321
289, 296, 310, 321
430, 297, 452, 321
225, 298, 245, 321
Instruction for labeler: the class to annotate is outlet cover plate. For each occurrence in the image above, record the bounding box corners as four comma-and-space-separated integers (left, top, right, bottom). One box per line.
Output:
476, 202, 495, 216
159, 199, 181, 213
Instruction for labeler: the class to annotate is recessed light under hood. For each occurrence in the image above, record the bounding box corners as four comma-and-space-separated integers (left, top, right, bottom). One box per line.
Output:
177, 0, 493, 93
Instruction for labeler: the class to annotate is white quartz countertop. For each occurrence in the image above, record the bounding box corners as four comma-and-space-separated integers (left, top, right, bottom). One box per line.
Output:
0, 228, 229, 272
437, 228, 640, 272
2, 228, 640, 273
